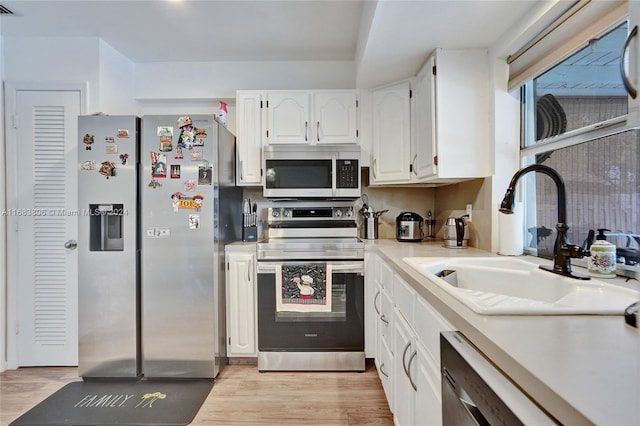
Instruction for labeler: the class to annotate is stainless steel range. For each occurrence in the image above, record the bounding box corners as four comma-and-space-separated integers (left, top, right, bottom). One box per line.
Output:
256, 201, 365, 371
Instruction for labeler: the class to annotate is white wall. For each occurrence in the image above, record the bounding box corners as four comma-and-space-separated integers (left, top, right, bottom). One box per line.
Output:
134, 60, 357, 100
3, 37, 100, 112
98, 39, 138, 115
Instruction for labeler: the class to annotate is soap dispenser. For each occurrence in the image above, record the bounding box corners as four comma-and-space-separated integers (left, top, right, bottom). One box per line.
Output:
588, 229, 616, 278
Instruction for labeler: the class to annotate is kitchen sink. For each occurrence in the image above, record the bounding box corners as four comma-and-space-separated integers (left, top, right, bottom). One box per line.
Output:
402, 257, 640, 315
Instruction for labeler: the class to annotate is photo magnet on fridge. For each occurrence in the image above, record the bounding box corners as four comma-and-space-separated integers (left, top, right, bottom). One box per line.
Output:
116, 129, 129, 138
150, 152, 167, 178
198, 164, 212, 186
189, 214, 200, 230
159, 135, 173, 152
170, 164, 180, 179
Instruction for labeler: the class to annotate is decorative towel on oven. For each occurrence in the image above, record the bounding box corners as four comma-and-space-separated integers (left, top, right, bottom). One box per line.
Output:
276, 263, 333, 313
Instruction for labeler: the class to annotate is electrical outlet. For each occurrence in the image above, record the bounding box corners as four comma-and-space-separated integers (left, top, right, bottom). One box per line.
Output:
466, 204, 472, 222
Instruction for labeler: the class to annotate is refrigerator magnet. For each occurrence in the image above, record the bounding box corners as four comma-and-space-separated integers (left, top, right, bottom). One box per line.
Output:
105, 144, 118, 154
192, 193, 204, 212
194, 138, 204, 147
171, 192, 184, 212
157, 126, 173, 137
80, 160, 96, 171
105, 136, 115, 143
159, 135, 173, 152
116, 129, 129, 138
189, 214, 200, 230
183, 179, 196, 192
198, 164, 212, 186
83, 133, 94, 150
150, 152, 167, 178
190, 149, 202, 161
174, 145, 184, 159
148, 179, 162, 189
98, 161, 116, 179
170, 164, 180, 179
119, 153, 129, 165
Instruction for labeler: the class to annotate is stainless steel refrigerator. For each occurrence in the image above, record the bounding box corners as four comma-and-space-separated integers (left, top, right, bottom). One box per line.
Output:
78, 114, 241, 379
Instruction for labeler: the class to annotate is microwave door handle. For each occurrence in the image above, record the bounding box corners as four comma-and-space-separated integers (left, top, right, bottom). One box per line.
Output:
332, 154, 337, 197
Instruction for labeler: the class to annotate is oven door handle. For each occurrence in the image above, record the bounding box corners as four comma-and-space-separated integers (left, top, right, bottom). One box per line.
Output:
257, 262, 364, 274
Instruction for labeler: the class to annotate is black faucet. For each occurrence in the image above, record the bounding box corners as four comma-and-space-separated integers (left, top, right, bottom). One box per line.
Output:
499, 164, 591, 280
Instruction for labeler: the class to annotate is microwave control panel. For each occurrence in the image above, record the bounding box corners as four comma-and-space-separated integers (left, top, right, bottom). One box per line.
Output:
336, 160, 359, 189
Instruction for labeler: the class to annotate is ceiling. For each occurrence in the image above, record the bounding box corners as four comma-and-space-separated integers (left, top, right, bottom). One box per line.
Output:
0, 0, 538, 87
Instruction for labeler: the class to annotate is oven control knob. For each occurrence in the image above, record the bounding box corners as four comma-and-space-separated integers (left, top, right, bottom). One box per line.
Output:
334, 209, 343, 218
271, 209, 280, 218
283, 209, 292, 218
345, 208, 354, 218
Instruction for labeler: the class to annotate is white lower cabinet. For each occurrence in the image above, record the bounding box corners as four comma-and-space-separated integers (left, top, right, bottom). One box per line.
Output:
393, 309, 417, 426
368, 255, 453, 425
415, 341, 443, 426
393, 308, 443, 426
225, 249, 257, 357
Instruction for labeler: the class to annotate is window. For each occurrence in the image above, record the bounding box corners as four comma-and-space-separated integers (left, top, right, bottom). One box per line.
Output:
519, 18, 639, 267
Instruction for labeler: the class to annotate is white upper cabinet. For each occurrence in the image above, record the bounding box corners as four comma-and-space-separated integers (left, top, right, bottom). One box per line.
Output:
369, 48, 490, 186
235, 91, 264, 186
425, 48, 490, 183
370, 81, 412, 184
264, 90, 358, 145
411, 55, 436, 181
265, 92, 311, 144
314, 92, 358, 144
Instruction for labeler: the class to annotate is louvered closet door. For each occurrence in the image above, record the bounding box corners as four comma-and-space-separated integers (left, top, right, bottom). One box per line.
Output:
15, 90, 80, 366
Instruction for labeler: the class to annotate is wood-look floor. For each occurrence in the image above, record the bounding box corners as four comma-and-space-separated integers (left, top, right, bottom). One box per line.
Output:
0, 362, 393, 426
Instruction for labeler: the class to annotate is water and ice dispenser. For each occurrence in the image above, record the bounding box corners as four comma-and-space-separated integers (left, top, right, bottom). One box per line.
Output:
89, 203, 124, 251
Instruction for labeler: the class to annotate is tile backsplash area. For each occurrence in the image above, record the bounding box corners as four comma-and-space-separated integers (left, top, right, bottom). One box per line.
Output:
241, 185, 435, 241
357, 186, 435, 239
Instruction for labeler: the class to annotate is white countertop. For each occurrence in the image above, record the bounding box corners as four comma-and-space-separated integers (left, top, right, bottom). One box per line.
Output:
368, 239, 640, 426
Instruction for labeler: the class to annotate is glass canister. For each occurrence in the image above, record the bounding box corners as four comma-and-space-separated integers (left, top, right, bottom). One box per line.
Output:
588, 239, 617, 278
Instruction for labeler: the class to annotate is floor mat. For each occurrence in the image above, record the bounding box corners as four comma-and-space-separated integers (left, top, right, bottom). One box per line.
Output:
10, 378, 213, 426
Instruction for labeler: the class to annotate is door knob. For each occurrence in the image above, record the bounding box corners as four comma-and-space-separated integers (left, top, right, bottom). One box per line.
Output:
64, 240, 78, 249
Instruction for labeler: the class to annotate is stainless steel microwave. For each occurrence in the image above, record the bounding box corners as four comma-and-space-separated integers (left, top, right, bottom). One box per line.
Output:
263, 145, 361, 198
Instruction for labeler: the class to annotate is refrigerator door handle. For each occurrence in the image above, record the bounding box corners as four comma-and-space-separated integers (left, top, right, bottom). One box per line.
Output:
64, 239, 78, 250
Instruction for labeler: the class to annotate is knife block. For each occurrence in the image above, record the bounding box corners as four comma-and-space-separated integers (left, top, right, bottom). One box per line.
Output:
243, 226, 257, 242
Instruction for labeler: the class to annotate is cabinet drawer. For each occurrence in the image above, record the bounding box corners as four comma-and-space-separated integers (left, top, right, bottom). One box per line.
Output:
394, 274, 416, 324
380, 288, 394, 353
379, 260, 394, 295
414, 296, 454, 366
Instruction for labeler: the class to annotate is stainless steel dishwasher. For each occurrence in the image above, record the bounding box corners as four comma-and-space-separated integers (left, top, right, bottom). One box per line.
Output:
440, 331, 558, 425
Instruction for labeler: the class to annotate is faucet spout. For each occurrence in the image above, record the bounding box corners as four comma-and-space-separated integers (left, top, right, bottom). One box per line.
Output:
500, 164, 590, 280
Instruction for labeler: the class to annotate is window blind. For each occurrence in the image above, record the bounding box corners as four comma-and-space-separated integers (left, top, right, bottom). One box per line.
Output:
508, 0, 628, 91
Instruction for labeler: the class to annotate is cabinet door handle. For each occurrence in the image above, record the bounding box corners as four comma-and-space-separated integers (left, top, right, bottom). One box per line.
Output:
402, 341, 412, 377
372, 159, 377, 180
411, 154, 418, 176
373, 290, 381, 316
379, 362, 389, 378
248, 258, 252, 282
407, 350, 418, 391
317, 121, 320, 142
621, 25, 638, 99
239, 160, 244, 180
305, 121, 308, 142
380, 314, 389, 324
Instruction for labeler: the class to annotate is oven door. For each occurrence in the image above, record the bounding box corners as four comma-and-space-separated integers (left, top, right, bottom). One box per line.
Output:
257, 261, 364, 351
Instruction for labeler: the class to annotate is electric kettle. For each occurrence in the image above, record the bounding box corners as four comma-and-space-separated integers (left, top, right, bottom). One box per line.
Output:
444, 215, 469, 248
